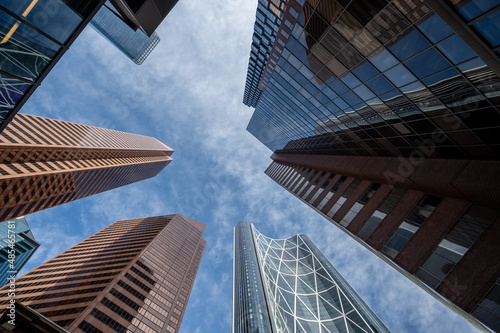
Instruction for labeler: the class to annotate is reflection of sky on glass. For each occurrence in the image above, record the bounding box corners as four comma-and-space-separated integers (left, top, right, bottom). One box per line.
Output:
439, 238, 468, 257
389, 29, 429, 62
458, 0, 500, 21
384, 64, 415, 87
368, 49, 398, 72
437, 35, 477, 65
417, 14, 453, 43
473, 11, 500, 48
406, 48, 450, 79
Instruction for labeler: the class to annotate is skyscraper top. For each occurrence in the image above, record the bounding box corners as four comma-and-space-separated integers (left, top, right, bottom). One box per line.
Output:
234, 221, 390, 333
1, 113, 173, 152
0, 113, 173, 222
243, 0, 288, 107
0, 214, 206, 332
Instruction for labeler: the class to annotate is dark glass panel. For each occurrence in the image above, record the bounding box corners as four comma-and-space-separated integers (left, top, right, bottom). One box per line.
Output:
366, 75, 395, 95
472, 11, 500, 47
417, 14, 454, 43
405, 48, 451, 79
389, 29, 430, 61
458, 0, 500, 21
437, 35, 477, 65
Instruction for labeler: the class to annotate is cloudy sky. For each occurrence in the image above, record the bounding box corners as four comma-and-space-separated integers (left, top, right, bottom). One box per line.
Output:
16, 0, 484, 332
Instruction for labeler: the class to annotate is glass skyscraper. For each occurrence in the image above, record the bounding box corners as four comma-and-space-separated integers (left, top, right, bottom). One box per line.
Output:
90, 4, 161, 65
244, 0, 500, 159
0, 216, 39, 286
243, 0, 500, 331
0, 0, 105, 133
233, 221, 390, 333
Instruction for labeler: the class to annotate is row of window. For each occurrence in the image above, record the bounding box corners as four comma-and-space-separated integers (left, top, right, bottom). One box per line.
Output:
269, 162, 498, 294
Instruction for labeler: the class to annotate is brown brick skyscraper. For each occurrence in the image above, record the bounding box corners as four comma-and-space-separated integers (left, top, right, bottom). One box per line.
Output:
0, 113, 173, 222
0, 214, 206, 332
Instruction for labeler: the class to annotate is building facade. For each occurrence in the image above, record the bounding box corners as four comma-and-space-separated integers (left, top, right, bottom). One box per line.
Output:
265, 156, 500, 332
0, 0, 106, 133
0, 113, 173, 222
90, 5, 161, 65
233, 221, 390, 333
0, 216, 39, 286
0, 214, 206, 332
243, 0, 500, 331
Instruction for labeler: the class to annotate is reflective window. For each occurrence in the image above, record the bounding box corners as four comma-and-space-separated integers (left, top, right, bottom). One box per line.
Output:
384, 64, 416, 87
381, 195, 442, 259
1, 0, 83, 44
405, 48, 450, 79
389, 29, 430, 61
326, 179, 362, 219
309, 173, 334, 204
352, 62, 379, 82
302, 171, 324, 198
317, 176, 347, 210
458, 0, 500, 21
415, 205, 498, 288
0, 73, 31, 119
437, 35, 477, 64
369, 49, 399, 72
417, 14, 454, 43
0, 9, 60, 81
472, 10, 500, 48
340, 183, 380, 227
366, 75, 395, 95
473, 278, 500, 331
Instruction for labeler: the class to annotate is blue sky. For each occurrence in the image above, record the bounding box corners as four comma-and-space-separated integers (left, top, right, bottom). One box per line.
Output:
16, 0, 484, 332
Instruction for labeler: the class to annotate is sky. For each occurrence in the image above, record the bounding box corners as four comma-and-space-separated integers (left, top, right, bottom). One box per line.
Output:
15, 0, 486, 332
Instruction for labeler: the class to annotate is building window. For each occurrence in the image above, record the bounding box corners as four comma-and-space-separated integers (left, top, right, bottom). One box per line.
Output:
326, 179, 362, 218
340, 183, 380, 227
381, 195, 442, 259
415, 205, 499, 288
317, 176, 347, 210
309, 173, 334, 204
357, 188, 406, 241
472, 278, 500, 331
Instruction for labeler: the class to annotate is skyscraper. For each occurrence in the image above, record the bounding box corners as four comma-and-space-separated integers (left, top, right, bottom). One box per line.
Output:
0, 214, 206, 332
90, 5, 161, 65
243, 0, 500, 331
233, 221, 390, 333
0, 0, 180, 132
0, 216, 39, 286
0, 0, 106, 133
0, 113, 173, 222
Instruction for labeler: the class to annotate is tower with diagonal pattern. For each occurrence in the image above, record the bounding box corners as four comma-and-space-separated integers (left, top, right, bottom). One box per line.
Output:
233, 221, 390, 333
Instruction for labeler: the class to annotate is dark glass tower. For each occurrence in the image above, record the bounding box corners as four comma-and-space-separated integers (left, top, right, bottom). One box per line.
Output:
243, 0, 500, 331
233, 221, 390, 333
0, 0, 106, 133
90, 5, 161, 65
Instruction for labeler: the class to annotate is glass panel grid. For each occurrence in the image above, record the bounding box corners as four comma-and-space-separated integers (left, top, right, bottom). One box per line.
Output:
252, 228, 389, 333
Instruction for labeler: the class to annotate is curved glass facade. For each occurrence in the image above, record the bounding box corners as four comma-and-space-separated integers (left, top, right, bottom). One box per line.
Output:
233, 221, 390, 333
